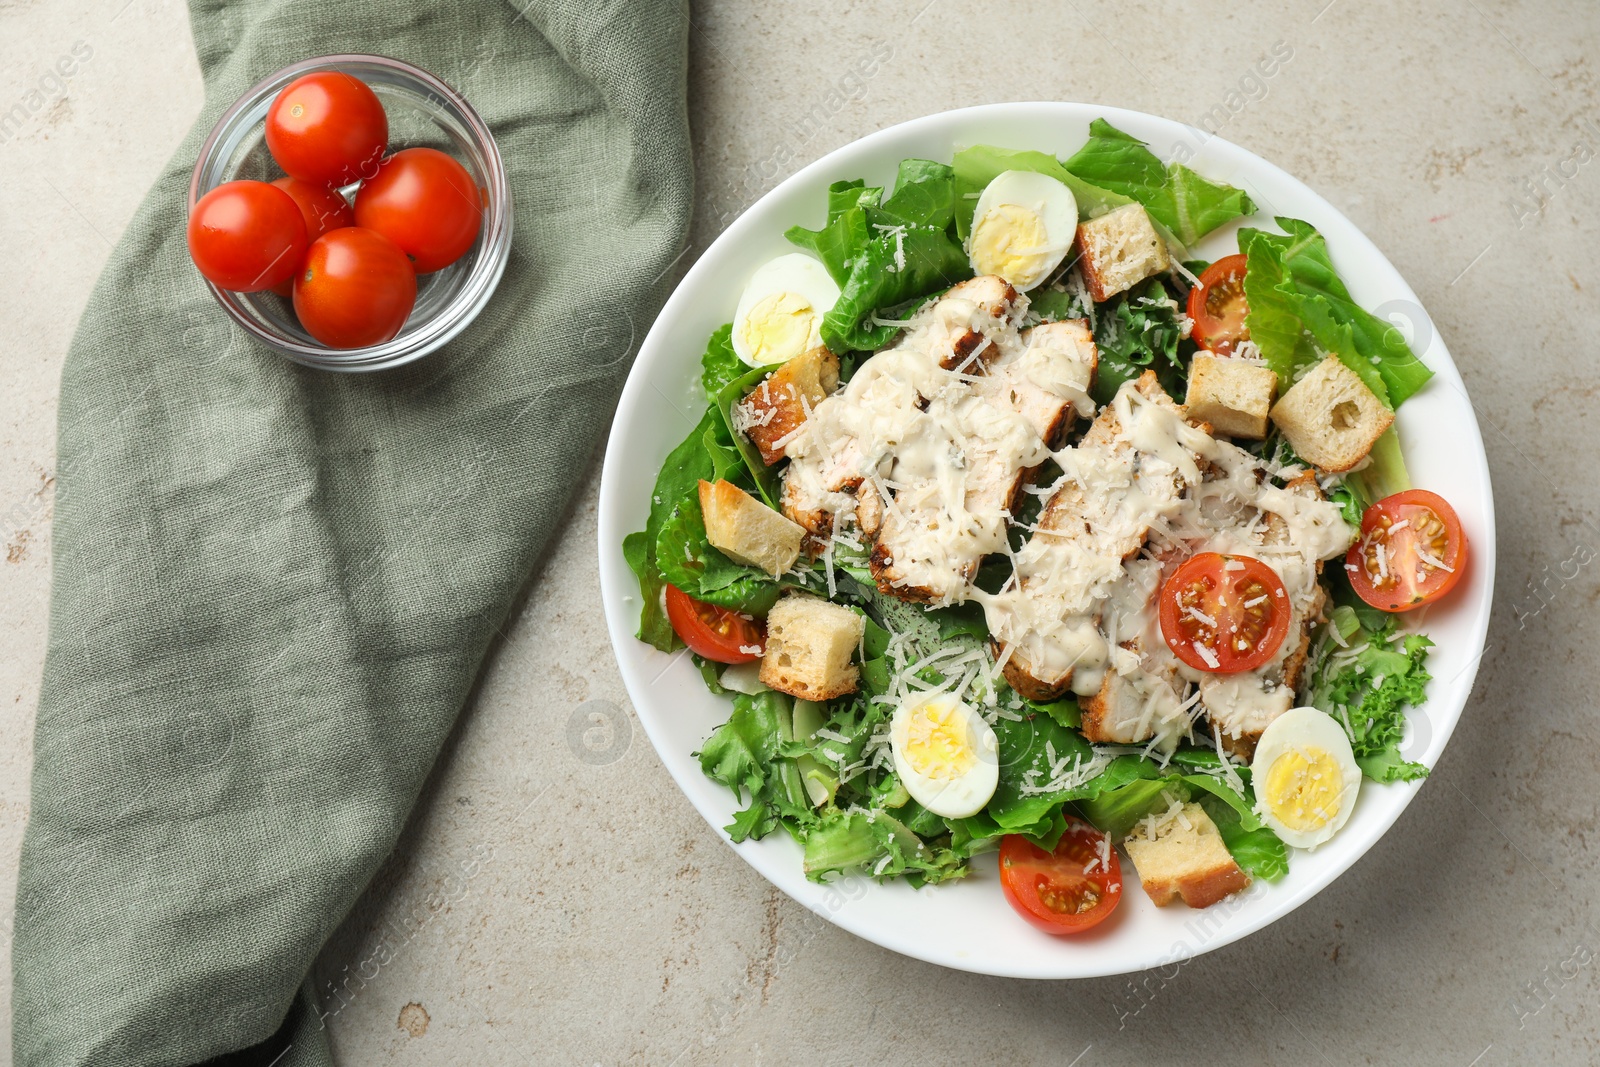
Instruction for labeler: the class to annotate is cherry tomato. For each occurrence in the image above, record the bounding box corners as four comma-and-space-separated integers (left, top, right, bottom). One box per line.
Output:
292, 228, 416, 349
1159, 552, 1291, 673
1187, 253, 1250, 355
664, 585, 765, 664
265, 72, 388, 187
187, 180, 308, 293
999, 821, 1122, 934
1346, 490, 1468, 612
354, 147, 483, 273
267, 178, 353, 296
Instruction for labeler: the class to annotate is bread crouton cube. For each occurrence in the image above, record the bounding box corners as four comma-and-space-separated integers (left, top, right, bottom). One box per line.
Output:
1123, 801, 1250, 909
758, 594, 864, 701
734, 346, 840, 465
1184, 353, 1278, 440
1074, 203, 1171, 302
1270, 356, 1394, 472
698, 479, 805, 578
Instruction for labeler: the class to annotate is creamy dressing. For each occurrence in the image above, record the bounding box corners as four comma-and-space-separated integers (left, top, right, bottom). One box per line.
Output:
982, 377, 1353, 754
781, 277, 1095, 604
980, 379, 1207, 710
769, 279, 1352, 751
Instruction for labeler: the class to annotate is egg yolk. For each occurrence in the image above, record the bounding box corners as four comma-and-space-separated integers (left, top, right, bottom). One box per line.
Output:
738, 291, 815, 364
1263, 747, 1346, 832
970, 203, 1052, 284
901, 701, 976, 781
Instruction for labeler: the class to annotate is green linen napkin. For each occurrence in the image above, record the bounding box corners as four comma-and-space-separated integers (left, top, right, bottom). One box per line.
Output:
11, 1, 692, 1063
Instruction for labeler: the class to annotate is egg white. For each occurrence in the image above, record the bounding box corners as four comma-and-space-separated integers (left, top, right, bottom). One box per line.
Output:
889, 694, 999, 819
1250, 707, 1363, 850
731, 253, 840, 367
967, 170, 1079, 291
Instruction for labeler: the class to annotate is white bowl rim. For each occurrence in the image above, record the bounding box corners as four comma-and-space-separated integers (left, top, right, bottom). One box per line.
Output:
597, 101, 1496, 980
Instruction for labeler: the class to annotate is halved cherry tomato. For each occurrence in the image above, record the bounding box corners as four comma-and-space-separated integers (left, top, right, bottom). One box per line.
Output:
999, 820, 1122, 934
265, 72, 388, 187
268, 177, 353, 296
353, 147, 483, 274
1159, 552, 1290, 673
1346, 489, 1468, 612
664, 584, 764, 664
187, 180, 308, 293
292, 227, 416, 349
1187, 253, 1250, 355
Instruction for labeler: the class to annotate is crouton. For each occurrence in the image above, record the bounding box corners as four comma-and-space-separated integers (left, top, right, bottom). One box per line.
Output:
1074, 204, 1172, 302
1123, 802, 1250, 909
1184, 353, 1278, 440
735, 346, 840, 466
698, 479, 805, 578
758, 594, 864, 701
1270, 357, 1394, 473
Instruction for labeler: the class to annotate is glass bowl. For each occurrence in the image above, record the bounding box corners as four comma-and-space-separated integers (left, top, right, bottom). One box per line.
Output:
187, 54, 512, 372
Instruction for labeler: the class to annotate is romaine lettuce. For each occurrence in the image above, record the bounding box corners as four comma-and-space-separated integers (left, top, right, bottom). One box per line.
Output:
1199, 796, 1289, 881
1061, 119, 1255, 246
785, 161, 972, 353
1240, 218, 1433, 408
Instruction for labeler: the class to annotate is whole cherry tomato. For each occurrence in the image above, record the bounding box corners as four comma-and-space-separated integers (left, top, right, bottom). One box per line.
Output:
265, 72, 388, 187
187, 180, 307, 293
292, 227, 416, 349
354, 147, 483, 273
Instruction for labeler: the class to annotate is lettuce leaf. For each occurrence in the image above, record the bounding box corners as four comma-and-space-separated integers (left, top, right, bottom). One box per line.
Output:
627, 403, 782, 620
800, 808, 967, 886
622, 406, 728, 652
1074, 763, 1287, 881
654, 481, 782, 615
822, 224, 970, 352
1199, 796, 1289, 881
1304, 604, 1433, 783
700, 322, 746, 398
1240, 218, 1433, 408
1061, 119, 1255, 246
700, 685, 967, 886
1090, 277, 1187, 405
621, 530, 675, 651
948, 713, 1164, 850
785, 179, 881, 286
622, 328, 791, 620
711, 362, 783, 508
786, 161, 972, 353
698, 691, 815, 843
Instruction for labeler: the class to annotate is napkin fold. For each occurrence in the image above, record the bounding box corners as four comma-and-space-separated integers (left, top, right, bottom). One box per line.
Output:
12, 2, 692, 1063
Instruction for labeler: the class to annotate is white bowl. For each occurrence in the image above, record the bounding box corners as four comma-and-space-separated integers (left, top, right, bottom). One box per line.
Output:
597, 102, 1495, 979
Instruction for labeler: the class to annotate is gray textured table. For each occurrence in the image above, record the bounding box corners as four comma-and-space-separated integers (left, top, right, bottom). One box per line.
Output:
2, 1, 1595, 1063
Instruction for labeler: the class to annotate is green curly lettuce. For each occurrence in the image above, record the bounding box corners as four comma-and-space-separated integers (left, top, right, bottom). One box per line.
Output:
1304, 603, 1433, 783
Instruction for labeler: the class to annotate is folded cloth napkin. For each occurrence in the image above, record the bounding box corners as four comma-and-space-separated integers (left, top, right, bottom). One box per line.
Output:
11, 1, 692, 1063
